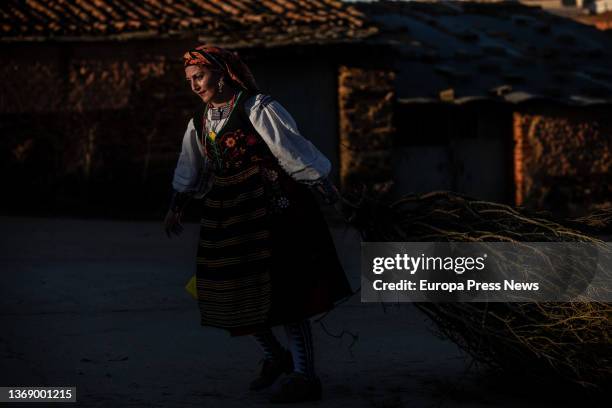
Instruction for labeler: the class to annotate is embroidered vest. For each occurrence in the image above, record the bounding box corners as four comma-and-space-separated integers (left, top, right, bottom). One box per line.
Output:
193, 92, 274, 176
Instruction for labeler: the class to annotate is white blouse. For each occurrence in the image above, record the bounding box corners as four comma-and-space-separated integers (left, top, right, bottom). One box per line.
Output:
172, 94, 331, 194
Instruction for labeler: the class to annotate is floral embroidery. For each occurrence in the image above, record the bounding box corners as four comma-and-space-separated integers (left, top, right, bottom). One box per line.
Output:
207, 128, 268, 172
262, 168, 279, 182
260, 166, 290, 214
276, 196, 290, 208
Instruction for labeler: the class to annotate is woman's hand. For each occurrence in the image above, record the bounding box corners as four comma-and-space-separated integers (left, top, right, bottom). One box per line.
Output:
165, 190, 192, 237
164, 209, 184, 238
311, 177, 341, 205
310, 177, 354, 222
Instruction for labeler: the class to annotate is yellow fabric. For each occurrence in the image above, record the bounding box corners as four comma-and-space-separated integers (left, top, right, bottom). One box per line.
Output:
185, 275, 198, 300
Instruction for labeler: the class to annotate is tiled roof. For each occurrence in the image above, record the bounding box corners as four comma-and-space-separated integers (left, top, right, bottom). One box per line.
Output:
575, 11, 612, 31
521, 1, 612, 31
357, 1, 612, 105
1, 0, 375, 46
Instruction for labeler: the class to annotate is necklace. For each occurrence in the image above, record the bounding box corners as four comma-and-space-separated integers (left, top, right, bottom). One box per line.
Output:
201, 91, 240, 144
207, 111, 226, 140
209, 103, 231, 120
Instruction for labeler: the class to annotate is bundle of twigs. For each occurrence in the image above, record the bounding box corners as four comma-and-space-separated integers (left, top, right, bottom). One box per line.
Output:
347, 190, 611, 389
572, 207, 612, 234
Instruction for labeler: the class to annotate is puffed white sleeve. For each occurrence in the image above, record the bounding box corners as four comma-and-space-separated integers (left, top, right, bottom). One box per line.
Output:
246, 94, 331, 183
172, 118, 204, 192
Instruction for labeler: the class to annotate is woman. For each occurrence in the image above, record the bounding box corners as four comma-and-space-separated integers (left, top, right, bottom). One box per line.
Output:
164, 45, 352, 403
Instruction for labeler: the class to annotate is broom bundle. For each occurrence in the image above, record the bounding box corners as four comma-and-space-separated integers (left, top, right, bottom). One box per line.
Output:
346, 190, 611, 389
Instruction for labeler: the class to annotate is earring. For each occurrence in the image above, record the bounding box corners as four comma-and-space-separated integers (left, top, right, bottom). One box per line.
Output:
217, 78, 224, 94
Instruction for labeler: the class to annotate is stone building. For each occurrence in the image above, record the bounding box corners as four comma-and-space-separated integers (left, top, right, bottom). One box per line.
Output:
348, 0, 612, 216
0, 0, 376, 218
1, 0, 610, 218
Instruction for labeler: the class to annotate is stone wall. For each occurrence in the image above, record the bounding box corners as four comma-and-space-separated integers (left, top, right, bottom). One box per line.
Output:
513, 106, 612, 215
0, 43, 192, 218
337, 66, 395, 193
0, 42, 341, 218
0, 47, 173, 114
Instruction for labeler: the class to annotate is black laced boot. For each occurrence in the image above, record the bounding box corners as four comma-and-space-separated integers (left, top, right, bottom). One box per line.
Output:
249, 349, 293, 391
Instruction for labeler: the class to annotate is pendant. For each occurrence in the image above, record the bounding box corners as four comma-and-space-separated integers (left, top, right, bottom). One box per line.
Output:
208, 130, 216, 141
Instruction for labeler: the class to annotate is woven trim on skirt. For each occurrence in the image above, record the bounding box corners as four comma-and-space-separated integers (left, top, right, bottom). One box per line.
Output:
196, 165, 273, 329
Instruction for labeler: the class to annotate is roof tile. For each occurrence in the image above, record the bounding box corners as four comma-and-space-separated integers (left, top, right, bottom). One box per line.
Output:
359, 0, 612, 105
0, 0, 375, 44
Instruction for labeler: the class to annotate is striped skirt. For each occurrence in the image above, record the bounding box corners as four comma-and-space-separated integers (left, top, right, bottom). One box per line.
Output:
195, 164, 352, 335
196, 165, 273, 330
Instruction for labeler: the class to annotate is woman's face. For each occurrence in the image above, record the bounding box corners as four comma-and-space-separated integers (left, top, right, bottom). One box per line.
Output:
185, 65, 222, 103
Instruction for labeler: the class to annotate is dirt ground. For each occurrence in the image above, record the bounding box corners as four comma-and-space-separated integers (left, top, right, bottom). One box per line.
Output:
0, 216, 597, 407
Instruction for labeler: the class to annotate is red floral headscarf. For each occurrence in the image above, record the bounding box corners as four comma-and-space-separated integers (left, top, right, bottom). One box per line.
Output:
183, 45, 259, 92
